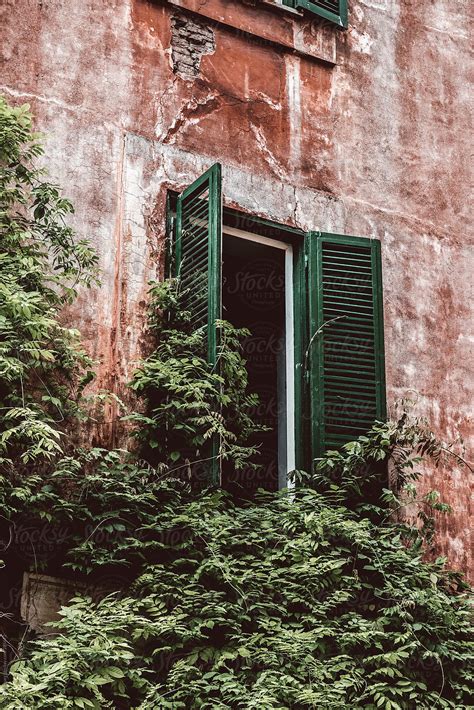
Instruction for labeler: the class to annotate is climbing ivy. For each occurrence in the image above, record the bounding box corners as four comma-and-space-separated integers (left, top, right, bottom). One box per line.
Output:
126, 279, 267, 480
0, 96, 98, 468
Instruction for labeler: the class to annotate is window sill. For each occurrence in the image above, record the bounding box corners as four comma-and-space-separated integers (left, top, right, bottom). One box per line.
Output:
166, 0, 337, 65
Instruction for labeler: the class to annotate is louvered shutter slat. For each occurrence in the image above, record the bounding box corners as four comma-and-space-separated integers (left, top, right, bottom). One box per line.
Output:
307, 232, 386, 459
174, 164, 222, 485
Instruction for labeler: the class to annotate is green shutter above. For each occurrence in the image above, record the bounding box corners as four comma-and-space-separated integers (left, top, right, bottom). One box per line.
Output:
295, 0, 348, 28
307, 232, 386, 459
174, 164, 222, 485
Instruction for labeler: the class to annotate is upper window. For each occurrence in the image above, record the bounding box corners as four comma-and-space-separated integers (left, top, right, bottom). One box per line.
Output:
280, 0, 348, 29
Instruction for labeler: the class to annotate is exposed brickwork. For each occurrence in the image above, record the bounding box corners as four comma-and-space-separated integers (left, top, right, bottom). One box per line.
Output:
171, 13, 215, 80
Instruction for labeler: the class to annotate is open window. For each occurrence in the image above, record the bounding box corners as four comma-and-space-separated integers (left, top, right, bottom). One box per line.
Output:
222, 228, 295, 495
172, 164, 385, 491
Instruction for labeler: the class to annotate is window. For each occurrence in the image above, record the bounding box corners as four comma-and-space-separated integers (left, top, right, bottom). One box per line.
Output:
171, 164, 385, 489
282, 0, 348, 29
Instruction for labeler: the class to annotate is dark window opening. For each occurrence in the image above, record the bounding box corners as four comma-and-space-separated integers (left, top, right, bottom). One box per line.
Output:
222, 234, 287, 497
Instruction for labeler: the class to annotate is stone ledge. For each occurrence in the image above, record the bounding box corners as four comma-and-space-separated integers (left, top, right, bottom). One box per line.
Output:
166, 0, 337, 65
21, 573, 113, 635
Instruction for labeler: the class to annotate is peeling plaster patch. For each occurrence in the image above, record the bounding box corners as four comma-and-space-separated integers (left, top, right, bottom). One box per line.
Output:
250, 124, 287, 180
404, 362, 417, 380
107, 132, 166, 386
449, 536, 465, 557
170, 13, 215, 80
422, 23, 468, 40
432, 238, 442, 255
422, 1, 469, 39
350, 28, 374, 55
291, 18, 336, 63
420, 233, 445, 254
430, 399, 441, 429
353, 4, 365, 22
359, 0, 390, 10
457, 333, 474, 346
285, 55, 302, 174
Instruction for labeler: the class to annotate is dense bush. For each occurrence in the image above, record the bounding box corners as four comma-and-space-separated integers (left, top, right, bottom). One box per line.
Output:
0, 432, 472, 709
0, 96, 472, 709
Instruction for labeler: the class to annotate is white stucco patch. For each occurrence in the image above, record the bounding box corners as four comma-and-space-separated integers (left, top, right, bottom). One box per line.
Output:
350, 28, 374, 55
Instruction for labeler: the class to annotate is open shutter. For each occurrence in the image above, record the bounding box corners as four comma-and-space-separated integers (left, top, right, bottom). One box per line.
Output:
295, 0, 347, 28
174, 164, 222, 484
307, 232, 386, 460
175, 163, 222, 365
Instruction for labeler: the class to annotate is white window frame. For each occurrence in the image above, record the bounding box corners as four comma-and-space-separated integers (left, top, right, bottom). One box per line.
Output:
223, 225, 295, 490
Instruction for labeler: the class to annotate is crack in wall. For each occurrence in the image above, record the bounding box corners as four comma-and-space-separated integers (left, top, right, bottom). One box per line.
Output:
161, 91, 221, 144
158, 88, 284, 146
250, 123, 287, 180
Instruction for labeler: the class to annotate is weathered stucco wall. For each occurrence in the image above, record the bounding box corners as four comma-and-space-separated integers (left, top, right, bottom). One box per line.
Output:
1, 0, 472, 578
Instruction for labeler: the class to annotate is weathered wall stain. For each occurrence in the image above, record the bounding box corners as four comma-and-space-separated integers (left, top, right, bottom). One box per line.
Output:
1, 0, 472, 579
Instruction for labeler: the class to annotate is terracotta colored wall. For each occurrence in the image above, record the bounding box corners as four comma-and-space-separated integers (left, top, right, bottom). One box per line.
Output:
1, 0, 472, 578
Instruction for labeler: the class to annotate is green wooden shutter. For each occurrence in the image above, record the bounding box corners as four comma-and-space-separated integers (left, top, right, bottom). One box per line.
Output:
307, 232, 386, 459
174, 164, 222, 366
174, 164, 222, 484
295, 0, 347, 28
